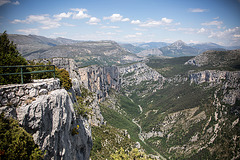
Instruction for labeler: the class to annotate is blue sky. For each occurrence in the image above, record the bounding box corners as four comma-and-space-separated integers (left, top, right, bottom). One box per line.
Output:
0, 0, 240, 46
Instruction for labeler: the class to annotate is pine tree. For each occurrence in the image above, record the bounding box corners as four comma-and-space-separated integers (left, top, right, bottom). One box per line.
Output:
0, 31, 31, 84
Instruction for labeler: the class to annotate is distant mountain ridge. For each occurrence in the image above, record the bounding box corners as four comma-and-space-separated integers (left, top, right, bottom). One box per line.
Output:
159, 40, 199, 57
7, 34, 140, 66
121, 40, 239, 57
8, 34, 240, 60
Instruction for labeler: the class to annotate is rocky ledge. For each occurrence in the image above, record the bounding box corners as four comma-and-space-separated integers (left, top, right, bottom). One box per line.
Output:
0, 78, 92, 160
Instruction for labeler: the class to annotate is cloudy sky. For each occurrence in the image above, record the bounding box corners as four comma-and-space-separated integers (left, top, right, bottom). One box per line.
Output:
0, 0, 240, 46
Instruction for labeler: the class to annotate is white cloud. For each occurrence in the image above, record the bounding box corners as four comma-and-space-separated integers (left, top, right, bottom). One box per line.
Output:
161, 17, 172, 24
213, 16, 219, 20
12, 1, 19, 5
189, 40, 200, 44
208, 27, 240, 46
53, 12, 72, 20
188, 8, 208, 13
131, 20, 141, 24
139, 18, 173, 27
136, 32, 142, 36
103, 14, 130, 22
101, 25, 120, 29
125, 32, 143, 38
0, 0, 11, 6
125, 34, 137, 38
17, 28, 39, 35
234, 34, 240, 38
201, 20, 223, 26
62, 22, 76, 27
197, 28, 207, 33
122, 18, 130, 22
0, 0, 19, 6
71, 8, 90, 19
134, 28, 147, 31
12, 14, 61, 29
87, 17, 101, 25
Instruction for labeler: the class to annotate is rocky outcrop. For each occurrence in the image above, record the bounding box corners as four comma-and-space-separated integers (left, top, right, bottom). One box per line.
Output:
0, 79, 92, 160
120, 62, 165, 88
140, 131, 164, 139
51, 58, 81, 80
78, 65, 120, 101
189, 70, 240, 105
189, 70, 228, 84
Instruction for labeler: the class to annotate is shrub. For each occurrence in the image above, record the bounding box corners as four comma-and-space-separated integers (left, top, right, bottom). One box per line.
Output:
55, 68, 72, 90
0, 113, 43, 159
71, 125, 79, 136
111, 147, 153, 160
73, 95, 92, 118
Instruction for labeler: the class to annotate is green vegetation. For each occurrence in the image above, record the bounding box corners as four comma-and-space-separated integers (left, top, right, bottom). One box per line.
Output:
100, 105, 139, 141
118, 95, 140, 118
0, 113, 43, 160
90, 125, 134, 160
0, 31, 31, 85
71, 125, 79, 136
27, 60, 55, 80
111, 147, 153, 160
146, 56, 196, 77
73, 87, 93, 118
74, 95, 92, 118
100, 103, 155, 154
55, 67, 72, 90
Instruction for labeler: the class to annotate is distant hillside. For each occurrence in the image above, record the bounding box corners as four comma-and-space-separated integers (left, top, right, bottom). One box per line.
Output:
185, 49, 240, 69
124, 41, 238, 58
119, 43, 145, 54
136, 48, 163, 57
8, 34, 80, 56
137, 42, 169, 49
190, 42, 226, 53
160, 40, 199, 57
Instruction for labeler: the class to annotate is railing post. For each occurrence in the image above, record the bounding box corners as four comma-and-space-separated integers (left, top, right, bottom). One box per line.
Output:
20, 67, 23, 84
53, 65, 56, 79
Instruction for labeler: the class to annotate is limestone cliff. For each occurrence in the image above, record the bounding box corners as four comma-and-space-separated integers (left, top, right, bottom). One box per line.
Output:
0, 79, 92, 160
78, 65, 120, 102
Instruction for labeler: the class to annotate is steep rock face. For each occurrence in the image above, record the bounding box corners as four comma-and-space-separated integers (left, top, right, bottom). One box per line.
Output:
120, 62, 165, 89
78, 65, 120, 101
189, 70, 240, 105
0, 80, 92, 160
34, 58, 105, 126
51, 58, 81, 81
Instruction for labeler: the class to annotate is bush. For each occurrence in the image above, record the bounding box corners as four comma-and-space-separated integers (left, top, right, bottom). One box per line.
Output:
73, 95, 92, 118
0, 31, 31, 85
111, 147, 153, 160
55, 68, 72, 90
0, 113, 43, 160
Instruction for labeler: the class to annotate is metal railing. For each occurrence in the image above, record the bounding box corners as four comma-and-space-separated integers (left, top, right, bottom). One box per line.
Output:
0, 65, 55, 84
